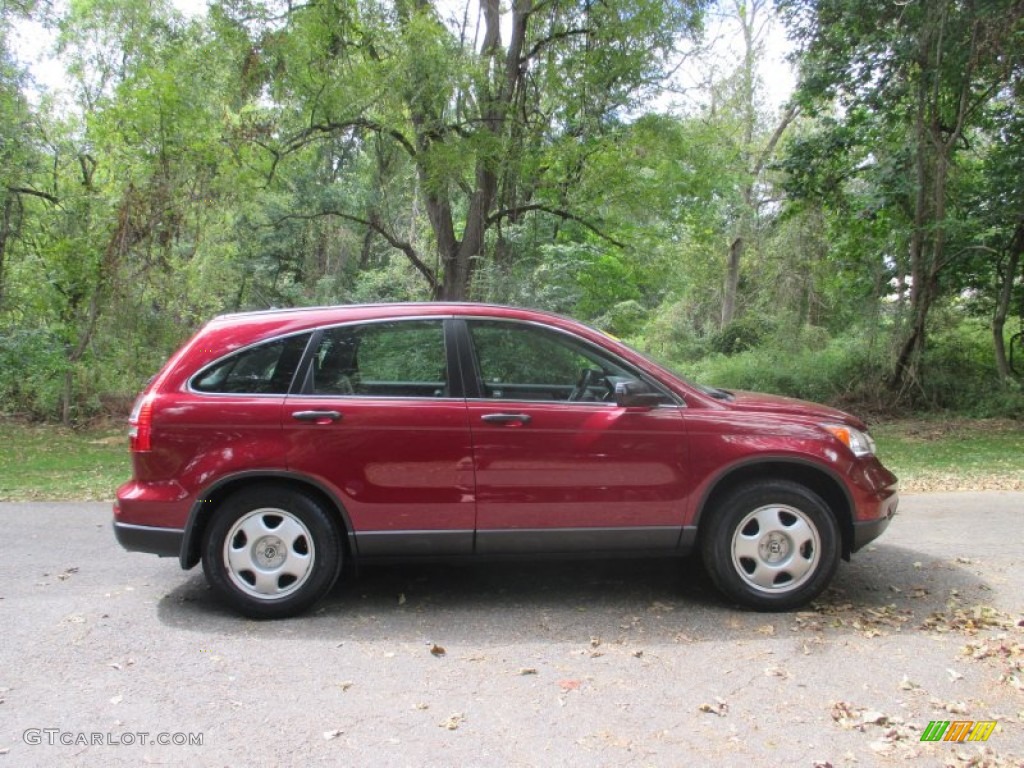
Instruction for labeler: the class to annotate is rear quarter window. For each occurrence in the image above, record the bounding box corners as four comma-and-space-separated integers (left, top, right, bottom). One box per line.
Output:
191, 333, 312, 394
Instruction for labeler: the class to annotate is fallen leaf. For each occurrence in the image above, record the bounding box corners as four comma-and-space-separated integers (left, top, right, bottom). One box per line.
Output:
337, 681, 353, 691
558, 679, 582, 692
430, 644, 446, 657
830, 701, 863, 729
439, 713, 464, 730
930, 697, 969, 715
861, 711, 888, 726
899, 675, 920, 691
698, 699, 728, 716
517, 667, 538, 676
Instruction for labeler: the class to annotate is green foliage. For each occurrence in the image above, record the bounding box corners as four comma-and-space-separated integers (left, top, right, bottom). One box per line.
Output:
592, 300, 648, 339
0, 328, 67, 418
689, 328, 890, 409
709, 316, 769, 355
918, 318, 1024, 418
1, 0, 1022, 423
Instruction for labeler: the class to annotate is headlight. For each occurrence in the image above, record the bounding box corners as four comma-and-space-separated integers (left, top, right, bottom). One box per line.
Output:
822, 424, 876, 457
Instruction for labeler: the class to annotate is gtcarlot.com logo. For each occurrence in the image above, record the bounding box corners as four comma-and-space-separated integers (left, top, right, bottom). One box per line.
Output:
23, 729, 203, 747
920, 720, 996, 742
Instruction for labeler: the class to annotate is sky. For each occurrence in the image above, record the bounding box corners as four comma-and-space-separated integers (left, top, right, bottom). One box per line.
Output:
10, 0, 796, 114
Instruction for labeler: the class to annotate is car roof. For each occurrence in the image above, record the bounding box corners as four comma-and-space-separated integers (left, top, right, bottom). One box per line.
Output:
214, 302, 560, 321
205, 302, 584, 333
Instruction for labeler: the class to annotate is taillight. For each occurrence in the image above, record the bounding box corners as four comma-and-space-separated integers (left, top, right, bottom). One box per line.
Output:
129, 393, 155, 452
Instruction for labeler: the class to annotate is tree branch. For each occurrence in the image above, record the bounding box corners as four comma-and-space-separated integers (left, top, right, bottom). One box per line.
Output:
486, 204, 626, 248
752, 103, 800, 179
521, 28, 590, 63
271, 210, 438, 292
7, 186, 59, 204
283, 119, 417, 159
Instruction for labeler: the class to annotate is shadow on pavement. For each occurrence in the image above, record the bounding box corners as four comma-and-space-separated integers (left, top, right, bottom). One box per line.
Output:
156, 542, 997, 644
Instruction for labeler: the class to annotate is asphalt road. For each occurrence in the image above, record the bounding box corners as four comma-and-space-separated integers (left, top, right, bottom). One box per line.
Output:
0, 493, 1022, 767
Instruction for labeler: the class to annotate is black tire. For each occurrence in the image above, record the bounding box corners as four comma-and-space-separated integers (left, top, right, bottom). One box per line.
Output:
201, 485, 343, 619
700, 480, 840, 611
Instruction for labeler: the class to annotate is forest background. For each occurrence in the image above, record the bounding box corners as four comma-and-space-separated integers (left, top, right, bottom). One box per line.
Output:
0, 0, 1022, 426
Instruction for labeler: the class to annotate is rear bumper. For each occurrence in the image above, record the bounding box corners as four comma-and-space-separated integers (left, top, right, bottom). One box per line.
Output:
113, 521, 184, 558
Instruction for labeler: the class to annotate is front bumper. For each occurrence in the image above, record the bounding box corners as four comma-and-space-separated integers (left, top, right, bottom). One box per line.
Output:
851, 490, 898, 552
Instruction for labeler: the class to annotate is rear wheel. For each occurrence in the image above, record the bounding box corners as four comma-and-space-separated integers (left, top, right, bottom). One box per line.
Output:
701, 480, 840, 611
202, 485, 343, 619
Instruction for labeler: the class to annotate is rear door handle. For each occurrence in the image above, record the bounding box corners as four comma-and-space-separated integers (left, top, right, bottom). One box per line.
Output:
291, 410, 342, 424
480, 412, 531, 425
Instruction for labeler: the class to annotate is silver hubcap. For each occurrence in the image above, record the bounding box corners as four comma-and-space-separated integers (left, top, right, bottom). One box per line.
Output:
224, 508, 315, 601
731, 504, 821, 593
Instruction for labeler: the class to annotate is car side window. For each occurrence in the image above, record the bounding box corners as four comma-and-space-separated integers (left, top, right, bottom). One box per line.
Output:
311, 320, 448, 398
191, 333, 312, 394
467, 320, 633, 402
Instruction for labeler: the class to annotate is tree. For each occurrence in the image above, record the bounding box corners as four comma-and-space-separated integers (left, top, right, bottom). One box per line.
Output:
780, 0, 1024, 396
219, 0, 708, 300
0, 0, 237, 421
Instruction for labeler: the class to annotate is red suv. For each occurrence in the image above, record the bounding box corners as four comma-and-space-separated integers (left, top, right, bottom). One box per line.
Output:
114, 303, 897, 618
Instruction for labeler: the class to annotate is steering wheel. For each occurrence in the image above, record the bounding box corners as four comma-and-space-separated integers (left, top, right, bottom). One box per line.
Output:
568, 368, 598, 401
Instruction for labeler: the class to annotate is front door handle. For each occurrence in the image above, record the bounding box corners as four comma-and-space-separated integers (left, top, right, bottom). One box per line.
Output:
480, 412, 531, 425
291, 410, 342, 424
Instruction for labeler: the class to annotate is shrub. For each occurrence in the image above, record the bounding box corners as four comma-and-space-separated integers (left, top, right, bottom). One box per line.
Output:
0, 327, 68, 419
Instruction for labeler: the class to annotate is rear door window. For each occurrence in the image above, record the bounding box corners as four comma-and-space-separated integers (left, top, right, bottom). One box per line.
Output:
309, 320, 449, 398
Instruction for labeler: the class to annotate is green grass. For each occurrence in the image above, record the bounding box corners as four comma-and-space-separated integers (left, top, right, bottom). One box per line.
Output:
873, 419, 1023, 492
0, 418, 1019, 501
0, 421, 129, 501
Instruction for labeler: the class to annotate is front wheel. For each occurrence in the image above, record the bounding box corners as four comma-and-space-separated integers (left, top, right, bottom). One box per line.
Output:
700, 480, 840, 611
202, 485, 343, 619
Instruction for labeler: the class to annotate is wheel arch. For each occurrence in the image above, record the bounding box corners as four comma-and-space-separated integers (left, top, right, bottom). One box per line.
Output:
694, 458, 855, 560
180, 471, 356, 569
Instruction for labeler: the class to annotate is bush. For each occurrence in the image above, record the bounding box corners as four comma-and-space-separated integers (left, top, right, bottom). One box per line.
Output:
685, 330, 891, 413
709, 317, 770, 355
0, 327, 68, 419
918, 320, 1024, 417
673, 318, 1024, 419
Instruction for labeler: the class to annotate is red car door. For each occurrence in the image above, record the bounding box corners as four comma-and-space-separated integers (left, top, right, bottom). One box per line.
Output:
460, 318, 690, 555
283, 318, 475, 556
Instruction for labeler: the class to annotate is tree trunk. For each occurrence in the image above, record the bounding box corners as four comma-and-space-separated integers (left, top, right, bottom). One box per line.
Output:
0, 195, 14, 309
722, 236, 743, 327
993, 222, 1024, 380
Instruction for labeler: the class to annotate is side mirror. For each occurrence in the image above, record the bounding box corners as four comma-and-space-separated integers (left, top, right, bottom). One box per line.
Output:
614, 380, 663, 409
